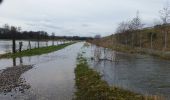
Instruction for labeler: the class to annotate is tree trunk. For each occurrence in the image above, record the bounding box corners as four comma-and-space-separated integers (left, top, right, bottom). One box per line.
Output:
140, 33, 142, 48
164, 32, 168, 49
19, 42, 23, 52
151, 33, 153, 49
12, 32, 16, 54
13, 57, 16, 66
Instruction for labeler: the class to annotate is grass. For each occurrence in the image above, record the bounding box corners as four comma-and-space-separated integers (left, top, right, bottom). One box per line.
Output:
89, 38, 170, 61
0, 42, 75, 58
74, 54, 154, 100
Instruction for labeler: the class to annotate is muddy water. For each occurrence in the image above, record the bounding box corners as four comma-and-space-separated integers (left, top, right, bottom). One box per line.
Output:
0, 42, 84, 100
81, 44, 170, 99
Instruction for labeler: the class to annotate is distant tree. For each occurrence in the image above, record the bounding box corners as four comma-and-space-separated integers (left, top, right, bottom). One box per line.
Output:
159, 2, 170, 49
159, 2, 170, 24
116, 21, 130, 45
129, 11, 144, 47
94, 34, 101, 39
115, 11, 144, 47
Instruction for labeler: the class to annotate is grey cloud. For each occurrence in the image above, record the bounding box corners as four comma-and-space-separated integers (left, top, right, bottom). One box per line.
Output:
0, 0, 167, 36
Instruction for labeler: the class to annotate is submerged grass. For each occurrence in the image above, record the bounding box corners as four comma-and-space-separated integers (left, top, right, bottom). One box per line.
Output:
0, 42, 75, 58
74, 54, 154, 100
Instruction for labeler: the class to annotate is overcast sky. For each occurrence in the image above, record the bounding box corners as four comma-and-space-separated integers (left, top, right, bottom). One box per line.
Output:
0, 0, 167, 37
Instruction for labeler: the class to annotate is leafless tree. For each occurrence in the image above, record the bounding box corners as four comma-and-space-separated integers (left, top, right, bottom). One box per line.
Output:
116, 21, 130, 45
129, 11, 144, 47
159, 2, 170, 24
116, 11, 144, 47
159, 2, 170, 49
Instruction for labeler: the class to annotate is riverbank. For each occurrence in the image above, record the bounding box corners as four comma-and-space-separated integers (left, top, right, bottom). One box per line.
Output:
0, 42, 75, 58
74, 54, 153, 100
89, 40, 170, 60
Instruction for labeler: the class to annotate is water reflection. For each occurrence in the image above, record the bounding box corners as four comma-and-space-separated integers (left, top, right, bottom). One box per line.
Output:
82, 43, 170, 99
0, 40, 65, 54
19, 57, 23, 65
0, 42, 83, 100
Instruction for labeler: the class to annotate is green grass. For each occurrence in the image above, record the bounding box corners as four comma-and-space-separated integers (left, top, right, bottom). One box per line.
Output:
74, 54, 153, 100
0, 42, 75, 58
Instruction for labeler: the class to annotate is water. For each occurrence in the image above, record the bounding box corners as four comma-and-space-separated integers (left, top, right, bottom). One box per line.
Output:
81, 44, 170, 99
0, 40, 65, 54
0, 42, 170, 99
0, 42, 84, 100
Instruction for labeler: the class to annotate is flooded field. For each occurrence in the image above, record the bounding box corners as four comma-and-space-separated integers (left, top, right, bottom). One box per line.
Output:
0, 42, 84, 100
0, 40, 64, 54
81, 44, 170, 99
0, 42, 170, 100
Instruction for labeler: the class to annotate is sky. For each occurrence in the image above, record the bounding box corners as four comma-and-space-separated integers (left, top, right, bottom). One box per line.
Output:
0, 0, 167, 37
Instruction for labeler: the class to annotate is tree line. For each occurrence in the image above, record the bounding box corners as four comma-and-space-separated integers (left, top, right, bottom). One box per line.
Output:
0, 24, 93, 54
0, 24, 92, 41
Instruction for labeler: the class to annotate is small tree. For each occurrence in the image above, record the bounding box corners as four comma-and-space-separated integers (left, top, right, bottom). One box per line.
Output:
159, 2, 170, 49
129, 11, 144, 47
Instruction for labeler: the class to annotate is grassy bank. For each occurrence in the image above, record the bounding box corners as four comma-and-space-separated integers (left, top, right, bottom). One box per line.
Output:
74, 54, 153, 100
0, 42, 75, 58
89, 37, 170, 60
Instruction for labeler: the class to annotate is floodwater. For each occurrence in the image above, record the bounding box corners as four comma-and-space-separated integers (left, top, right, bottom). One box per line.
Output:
0, 42, 84, 100
0, 40, 64, 54
81, 44, 170, 99
1, 42, 170, 100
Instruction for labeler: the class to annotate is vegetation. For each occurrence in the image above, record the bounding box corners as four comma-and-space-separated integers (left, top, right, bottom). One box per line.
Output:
0, 24, 93, 41
0, 42, 75, 58
74, 54, 154, 100
88, 4, 170, 60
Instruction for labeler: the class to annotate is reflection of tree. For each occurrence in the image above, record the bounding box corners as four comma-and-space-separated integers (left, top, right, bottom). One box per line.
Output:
94, 46, 102, 61
13, 57, 16, 66
19, 57, 23, 65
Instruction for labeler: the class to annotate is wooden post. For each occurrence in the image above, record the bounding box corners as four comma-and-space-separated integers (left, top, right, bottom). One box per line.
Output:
11, 26, 16, 54
19, 42, 23, 52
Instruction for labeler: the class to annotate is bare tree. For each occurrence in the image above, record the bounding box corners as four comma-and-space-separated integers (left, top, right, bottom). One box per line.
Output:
129, 11, 144, 47
116, 21, 130, 45
159, 2, 170, 24
159, 2, 170, 49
